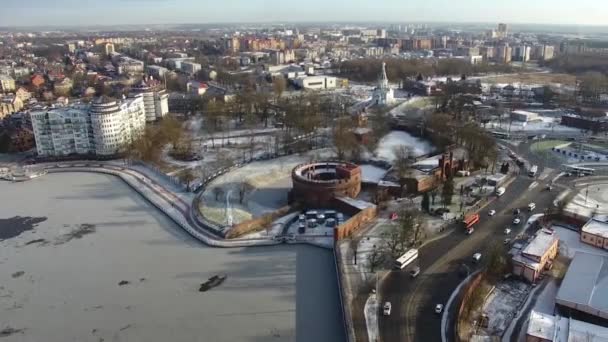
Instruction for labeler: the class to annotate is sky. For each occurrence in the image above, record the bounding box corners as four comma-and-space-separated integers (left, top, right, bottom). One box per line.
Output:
1, 0, 607, 27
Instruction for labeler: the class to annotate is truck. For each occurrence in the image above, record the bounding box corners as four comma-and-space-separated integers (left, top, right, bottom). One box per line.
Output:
463, 213, 480, 234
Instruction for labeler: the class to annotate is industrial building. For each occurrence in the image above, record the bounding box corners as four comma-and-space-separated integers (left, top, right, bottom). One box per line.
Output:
556, 252, 608, 322
526, 310, 608, 342
293, 76, 337, 90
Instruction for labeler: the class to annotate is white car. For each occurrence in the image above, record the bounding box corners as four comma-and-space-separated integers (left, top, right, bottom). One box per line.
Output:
504, 238, 511, 245
513, 218, 521, 225
504, 228, 512, 235
488, 210, 496, 216
435, 304, 444, 314
472, 253, 482, 263
383, 302, 392, 316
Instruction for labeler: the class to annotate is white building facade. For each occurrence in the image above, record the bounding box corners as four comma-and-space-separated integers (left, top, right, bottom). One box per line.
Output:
372, 62, 395, 106
31, 96, 146, 157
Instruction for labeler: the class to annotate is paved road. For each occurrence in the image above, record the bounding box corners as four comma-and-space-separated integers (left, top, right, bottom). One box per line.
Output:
378, 169, 558, 342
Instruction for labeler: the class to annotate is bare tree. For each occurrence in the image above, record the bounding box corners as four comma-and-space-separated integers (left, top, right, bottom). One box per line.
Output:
273, 76, 286, 99
367, 244, 384, 273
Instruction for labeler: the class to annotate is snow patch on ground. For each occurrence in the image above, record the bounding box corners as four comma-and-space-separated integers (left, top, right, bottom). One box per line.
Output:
480, 280, 532, 337
360, 164, 389, 184
564, 182, 608, 219
374, 131, 435, 161
364, 294, 380, 342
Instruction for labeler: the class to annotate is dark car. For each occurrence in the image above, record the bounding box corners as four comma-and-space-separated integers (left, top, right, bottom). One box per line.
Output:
513, 208, 521, 215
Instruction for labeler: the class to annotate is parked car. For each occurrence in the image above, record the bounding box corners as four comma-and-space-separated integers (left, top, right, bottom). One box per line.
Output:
488, 209, 496, 216
513, 208, 521, 215
504, 238, 511, 245
383, 302, 392, 316
513, 217, 521, 225
435, 304, 444, 314
504, 228, 512, 235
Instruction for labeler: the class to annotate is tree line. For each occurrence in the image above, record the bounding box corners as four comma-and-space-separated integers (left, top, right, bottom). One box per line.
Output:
338, 58, 514, 83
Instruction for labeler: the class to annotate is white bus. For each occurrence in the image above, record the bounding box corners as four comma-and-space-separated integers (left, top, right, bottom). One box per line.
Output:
395, 249, 419, 269
528, 165, 538, 177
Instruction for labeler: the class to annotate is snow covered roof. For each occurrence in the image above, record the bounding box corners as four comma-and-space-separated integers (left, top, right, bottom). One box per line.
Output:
336, 196, 375, 211
526, 311, 608, 342
568, 316, 608, 341
582, 217, 608, 239
526, 310, 555, 341
522, 231, 558, 259
556, 252, 608, 320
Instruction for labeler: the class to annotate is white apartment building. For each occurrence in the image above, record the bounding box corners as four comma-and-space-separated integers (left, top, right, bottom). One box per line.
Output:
181, 61, 202, 75
0, 75, 16, 92
31, 96, 146, 157
131, 79, 169, 122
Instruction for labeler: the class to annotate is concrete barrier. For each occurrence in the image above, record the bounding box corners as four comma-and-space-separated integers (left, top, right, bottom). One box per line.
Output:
334, 241, 356, 342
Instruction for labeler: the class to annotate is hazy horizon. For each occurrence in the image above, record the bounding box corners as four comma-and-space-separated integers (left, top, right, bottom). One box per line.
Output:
1, 0, 607, 28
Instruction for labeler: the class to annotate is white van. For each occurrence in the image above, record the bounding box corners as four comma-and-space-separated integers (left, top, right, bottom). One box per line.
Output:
496, 187, 506, 197
528, 203, 536, 211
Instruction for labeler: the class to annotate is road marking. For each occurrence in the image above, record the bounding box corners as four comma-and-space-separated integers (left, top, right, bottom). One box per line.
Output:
538, 168, 553, 180
528, 181, 538, 190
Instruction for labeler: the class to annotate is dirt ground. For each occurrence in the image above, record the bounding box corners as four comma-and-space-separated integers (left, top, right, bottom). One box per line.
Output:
481, 73, 576, 86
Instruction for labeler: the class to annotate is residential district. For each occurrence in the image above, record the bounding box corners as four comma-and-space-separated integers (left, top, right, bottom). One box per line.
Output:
1, 21, 608, 342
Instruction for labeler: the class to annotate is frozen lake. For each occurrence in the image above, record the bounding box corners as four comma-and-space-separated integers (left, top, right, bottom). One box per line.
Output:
0, 172, 345, 342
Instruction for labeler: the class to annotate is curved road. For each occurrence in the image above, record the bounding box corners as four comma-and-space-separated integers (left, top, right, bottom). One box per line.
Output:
379, 168, 559, 341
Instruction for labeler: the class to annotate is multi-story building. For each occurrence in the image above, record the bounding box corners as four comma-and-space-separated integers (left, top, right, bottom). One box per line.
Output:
180, 61, 202, 75
104, 43, 115, 56
480, 46, 496, 60
0, 75, 16, 93
146, 65, 169, 79
115, 56, 144, 75
497, 23, 509, 38
511, 229, 559, 283
30, 96, 146, 157
131, 77, 169, 122
580, 216, 608, 250
496, 44, 512, 63
542, 45, 555, 61
512, 45, 532, 62
402, 37, 432, 51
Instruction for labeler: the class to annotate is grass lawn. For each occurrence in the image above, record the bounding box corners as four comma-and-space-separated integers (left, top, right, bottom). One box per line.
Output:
530, 140, 569, 152
530, 140, 570, 164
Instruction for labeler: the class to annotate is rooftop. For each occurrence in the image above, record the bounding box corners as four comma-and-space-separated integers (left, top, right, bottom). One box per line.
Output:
556, 252, 608, 320
582, 217, 608, 239
526, 310, 555, 341
522, 230, 558, 259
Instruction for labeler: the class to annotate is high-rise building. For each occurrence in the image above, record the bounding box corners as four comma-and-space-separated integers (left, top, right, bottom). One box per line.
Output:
497, 23, 509, 38
496, 44, 512, 64
131, 77, 169, 122
31, 96, 146, 157
0, 75, 16, 93
543, 45, 555, 60
104, 43, 115, 56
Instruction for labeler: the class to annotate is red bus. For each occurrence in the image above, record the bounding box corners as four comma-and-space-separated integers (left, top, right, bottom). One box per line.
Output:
463, 214, 480, 233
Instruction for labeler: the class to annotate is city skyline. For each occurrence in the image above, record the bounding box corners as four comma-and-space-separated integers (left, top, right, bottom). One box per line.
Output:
1, 0, 607, 27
